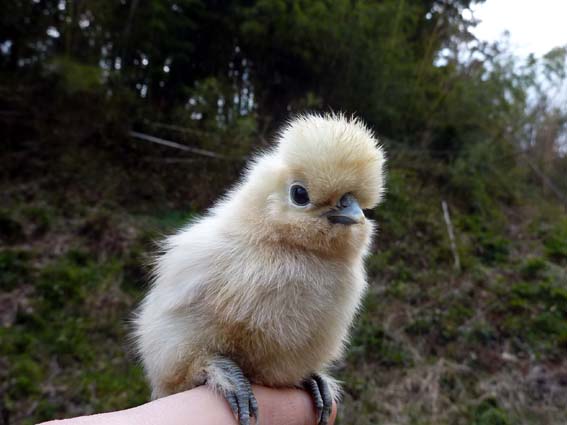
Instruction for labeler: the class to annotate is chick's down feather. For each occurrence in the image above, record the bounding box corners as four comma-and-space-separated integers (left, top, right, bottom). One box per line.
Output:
133, 113, 386, 424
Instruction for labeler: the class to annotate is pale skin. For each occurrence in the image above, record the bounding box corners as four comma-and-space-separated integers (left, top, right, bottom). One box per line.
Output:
39, 385, 337, 425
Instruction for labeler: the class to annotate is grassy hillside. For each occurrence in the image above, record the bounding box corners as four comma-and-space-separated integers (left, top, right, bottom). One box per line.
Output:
1, 105, 566, 425
3, 1, 567, 424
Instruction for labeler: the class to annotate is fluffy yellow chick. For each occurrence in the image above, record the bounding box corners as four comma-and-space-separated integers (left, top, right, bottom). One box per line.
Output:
133, 114, 386, 425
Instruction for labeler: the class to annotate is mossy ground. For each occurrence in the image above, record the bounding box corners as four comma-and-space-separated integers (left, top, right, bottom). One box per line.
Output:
1, 140, 566, 425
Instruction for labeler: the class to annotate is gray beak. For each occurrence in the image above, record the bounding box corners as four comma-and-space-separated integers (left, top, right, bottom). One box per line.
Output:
325, 194, 364, 225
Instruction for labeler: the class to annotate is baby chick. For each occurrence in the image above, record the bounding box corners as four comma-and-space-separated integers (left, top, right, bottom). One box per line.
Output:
133, 114, 386, 425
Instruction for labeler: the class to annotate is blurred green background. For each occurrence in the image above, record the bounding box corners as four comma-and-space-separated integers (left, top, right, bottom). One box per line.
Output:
1, 1, 567, 424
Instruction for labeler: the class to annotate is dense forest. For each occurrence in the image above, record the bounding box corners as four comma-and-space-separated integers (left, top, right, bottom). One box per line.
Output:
1, 1, 566, 424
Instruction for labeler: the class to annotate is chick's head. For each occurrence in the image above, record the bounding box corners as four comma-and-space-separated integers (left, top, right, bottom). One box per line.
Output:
237, 114, 386, 258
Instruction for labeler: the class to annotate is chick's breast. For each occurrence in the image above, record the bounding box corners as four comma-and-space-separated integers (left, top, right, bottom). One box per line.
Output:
136, 216, 367, 394
200, 235, 367, 386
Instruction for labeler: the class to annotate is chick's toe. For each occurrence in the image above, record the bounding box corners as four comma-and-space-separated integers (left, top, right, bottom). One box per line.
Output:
207, 356, 258, 425
303, 373, 333, 425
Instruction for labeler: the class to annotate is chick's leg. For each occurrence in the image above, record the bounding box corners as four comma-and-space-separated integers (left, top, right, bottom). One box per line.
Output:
302, 373, 337, 425
206, 356, 258, 425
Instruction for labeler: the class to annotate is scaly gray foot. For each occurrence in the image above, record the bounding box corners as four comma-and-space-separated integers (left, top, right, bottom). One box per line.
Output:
303, 373, 333, 425
213, 357, 258, 425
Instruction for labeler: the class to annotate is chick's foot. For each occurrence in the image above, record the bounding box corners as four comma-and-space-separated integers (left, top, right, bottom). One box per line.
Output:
207, 356, 258, 425
303, 373, 333, 425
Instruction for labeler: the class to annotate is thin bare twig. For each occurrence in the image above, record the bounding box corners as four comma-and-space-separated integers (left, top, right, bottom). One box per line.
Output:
143, 121, 220, 141
129, 131, 230, 159
442, 200, 461, 272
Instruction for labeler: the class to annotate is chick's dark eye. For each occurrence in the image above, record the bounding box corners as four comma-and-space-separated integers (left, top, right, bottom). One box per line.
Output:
290, 184, 310, 206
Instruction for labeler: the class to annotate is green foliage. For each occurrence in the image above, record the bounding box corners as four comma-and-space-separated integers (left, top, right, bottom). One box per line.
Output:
0, 249, 31, 291
48, 57, 103, 94
21, 206, 54, 237
520, 257, 548, 280
350, 294, 413, 367
450, 142, 522, 214
36, 250, 105, 306
544, 218, 567, 263
465, 320, 497, 344
459, 215, 509, 265
80, 365, 148, 412
472, 399, 511, 425
406, 298, 475, 344
150, 209, 196, 231
0, 210, 25, 244
6, 358, 44, 399
493, 280, 567, 355
1, 246, 150, 423
373, 165, 453, 277
542, 47, 567, 84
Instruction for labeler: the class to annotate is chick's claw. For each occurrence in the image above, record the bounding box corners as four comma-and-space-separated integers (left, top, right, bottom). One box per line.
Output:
303, 377, 324, 423
303, 373, 333, 425
214, 357, 258, 425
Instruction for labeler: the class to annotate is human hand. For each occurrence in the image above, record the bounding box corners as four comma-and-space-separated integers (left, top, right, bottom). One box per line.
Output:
39, 384, 337, 425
